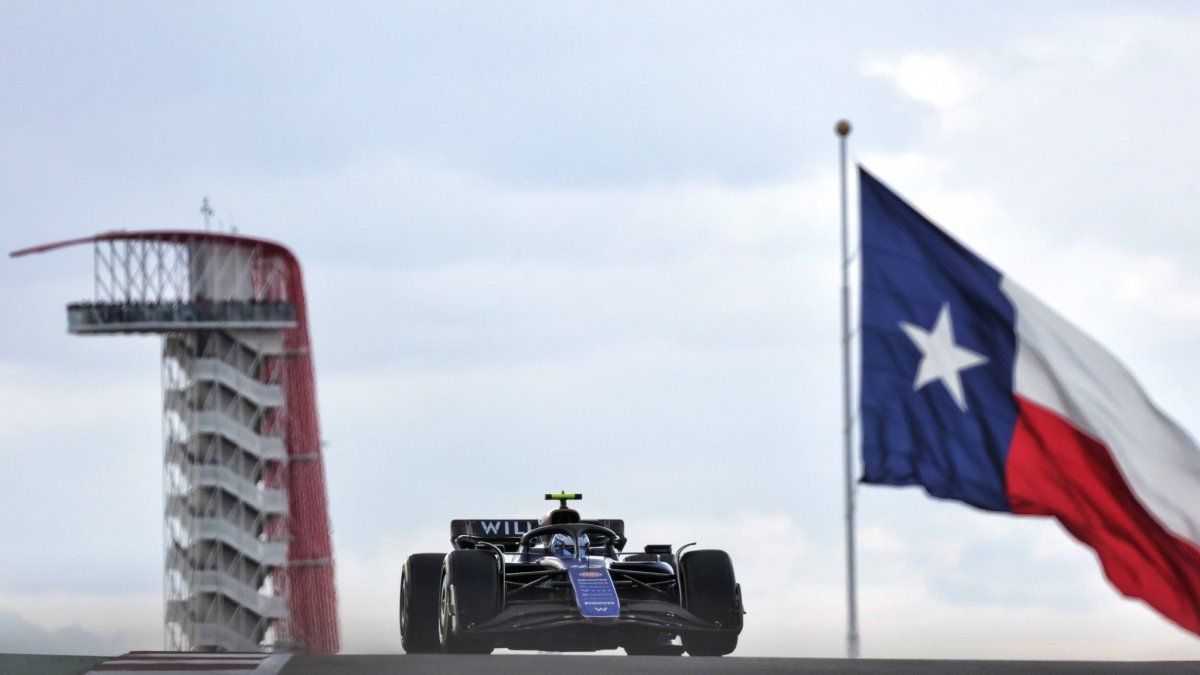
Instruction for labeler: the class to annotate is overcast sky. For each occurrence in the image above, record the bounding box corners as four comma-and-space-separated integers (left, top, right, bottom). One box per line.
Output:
3, 0, 1200, 659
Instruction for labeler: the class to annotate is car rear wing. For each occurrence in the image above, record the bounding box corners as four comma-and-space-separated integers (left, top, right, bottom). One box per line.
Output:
450, 519, 625, 551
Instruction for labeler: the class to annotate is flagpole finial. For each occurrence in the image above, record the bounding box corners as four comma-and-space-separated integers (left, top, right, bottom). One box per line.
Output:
835, 119, 852, 137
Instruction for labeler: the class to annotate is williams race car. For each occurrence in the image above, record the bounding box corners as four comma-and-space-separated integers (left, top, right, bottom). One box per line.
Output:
399, 493, 744, 656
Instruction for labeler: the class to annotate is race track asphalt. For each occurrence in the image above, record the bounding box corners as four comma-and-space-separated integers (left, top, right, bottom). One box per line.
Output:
6, 653, 1199, 674
282, 654, 1200, 674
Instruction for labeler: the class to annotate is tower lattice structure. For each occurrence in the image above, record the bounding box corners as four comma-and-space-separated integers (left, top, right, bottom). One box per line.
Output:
13, 231, 340, 653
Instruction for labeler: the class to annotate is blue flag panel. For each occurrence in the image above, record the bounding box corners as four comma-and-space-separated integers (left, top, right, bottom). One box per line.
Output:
858, 167, 1019, 512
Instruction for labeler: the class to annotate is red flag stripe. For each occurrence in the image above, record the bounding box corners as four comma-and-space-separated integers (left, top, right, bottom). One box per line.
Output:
1007, 395, 1200, 635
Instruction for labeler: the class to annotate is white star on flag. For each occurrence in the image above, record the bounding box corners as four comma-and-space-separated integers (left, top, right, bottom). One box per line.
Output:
899, 303, 988, 411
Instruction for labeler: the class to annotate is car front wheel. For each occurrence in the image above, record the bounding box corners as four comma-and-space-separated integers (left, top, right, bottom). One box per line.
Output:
437, 550, 497, 654
679, 549, 742, 657
399, 553, 444, 653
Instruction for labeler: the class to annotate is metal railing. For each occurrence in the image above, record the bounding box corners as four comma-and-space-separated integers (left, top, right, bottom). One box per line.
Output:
68, 301, 296, 332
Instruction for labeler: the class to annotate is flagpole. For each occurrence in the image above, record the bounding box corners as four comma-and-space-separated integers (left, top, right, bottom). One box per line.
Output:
836, 118, 860, 659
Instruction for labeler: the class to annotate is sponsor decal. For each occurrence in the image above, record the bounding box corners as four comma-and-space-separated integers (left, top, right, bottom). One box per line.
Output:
473, 520, 535, 536
567, 563, 620, 619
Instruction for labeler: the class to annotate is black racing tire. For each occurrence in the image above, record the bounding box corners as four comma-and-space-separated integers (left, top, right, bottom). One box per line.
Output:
437, 550, 498, 654
400, 553, 445, 653
679, 549, 741, 657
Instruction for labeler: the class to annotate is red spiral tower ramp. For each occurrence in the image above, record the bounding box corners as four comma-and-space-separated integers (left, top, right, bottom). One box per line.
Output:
13, 231, 340, 653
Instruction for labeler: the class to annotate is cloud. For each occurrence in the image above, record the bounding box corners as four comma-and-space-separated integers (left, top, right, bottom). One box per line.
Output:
0, 361, 156, 445
853, 9, 1200, 428
863, 53, 983, 112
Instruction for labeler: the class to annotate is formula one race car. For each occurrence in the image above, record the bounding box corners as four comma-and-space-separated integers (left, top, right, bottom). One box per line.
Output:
399, 493, 744, 656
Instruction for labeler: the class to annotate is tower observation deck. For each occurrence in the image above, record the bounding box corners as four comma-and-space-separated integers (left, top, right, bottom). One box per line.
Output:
12, 231, 340, 653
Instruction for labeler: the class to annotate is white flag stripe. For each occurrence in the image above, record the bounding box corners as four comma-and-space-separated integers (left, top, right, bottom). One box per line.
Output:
1004, 278, 1200, 548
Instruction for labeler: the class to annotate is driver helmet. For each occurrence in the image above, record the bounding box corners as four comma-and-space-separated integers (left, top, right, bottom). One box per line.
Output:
549, 533, 590, 557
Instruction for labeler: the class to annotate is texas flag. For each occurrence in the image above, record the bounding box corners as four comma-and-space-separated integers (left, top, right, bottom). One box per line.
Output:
859, 167, 1200, 635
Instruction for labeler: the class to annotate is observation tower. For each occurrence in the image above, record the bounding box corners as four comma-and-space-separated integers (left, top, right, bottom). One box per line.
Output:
12, 230, 340, 653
